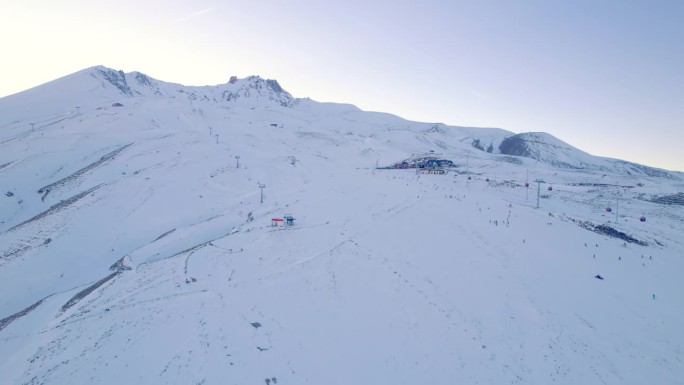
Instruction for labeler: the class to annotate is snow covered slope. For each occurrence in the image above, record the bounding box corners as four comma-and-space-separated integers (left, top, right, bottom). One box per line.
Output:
496, 132, 677, 177
1, 67, 682, 385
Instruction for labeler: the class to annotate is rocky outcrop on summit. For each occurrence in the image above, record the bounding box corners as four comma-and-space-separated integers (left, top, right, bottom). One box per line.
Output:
94, 68, 132, 96
221, 76, 294, 107
96, 68, 295, 107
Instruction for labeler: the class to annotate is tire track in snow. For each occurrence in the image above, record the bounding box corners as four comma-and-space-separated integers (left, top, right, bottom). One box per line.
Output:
254, 239, 355, 283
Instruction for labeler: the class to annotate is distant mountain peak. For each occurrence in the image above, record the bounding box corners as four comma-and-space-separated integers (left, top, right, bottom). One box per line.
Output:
84, 66, 294, 106
499, 132, 581, 158
222, 75, 294, 106
93, 67, 133, 96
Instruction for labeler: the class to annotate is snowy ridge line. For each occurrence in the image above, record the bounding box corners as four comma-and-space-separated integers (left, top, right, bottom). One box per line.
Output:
150, 241, 214, 266
0, 273, 126, 333
5, 184, 104, 233
37, 143, 132, 196
135, 230, 232, 268
564, 182, 636, 188
49, 286, 210, 335
152, 228, 176, 242
1, 184, 104, 266
119, 213, 237, 268
0, 161, 13, 171
60, 272, 120, 312
0, 297, 46, 332
109, 256, 132, 272
646, 192, 684, 206
133, 207, 282, 268
559, 214, 649, 246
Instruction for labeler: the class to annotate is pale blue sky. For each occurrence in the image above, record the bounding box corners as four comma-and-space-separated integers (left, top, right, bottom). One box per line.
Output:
2, 0, 682, 170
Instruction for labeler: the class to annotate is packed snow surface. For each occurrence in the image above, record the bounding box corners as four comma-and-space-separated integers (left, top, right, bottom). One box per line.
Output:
1, 67, 683, 385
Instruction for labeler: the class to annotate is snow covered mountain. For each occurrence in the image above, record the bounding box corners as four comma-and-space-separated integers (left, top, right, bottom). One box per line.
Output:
1, 66, 682, 385
492, 132, 676, 177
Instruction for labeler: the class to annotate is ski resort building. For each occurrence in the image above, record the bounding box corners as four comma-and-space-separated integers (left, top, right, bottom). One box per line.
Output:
385, 157, 454, 170
418, 168, 447, 175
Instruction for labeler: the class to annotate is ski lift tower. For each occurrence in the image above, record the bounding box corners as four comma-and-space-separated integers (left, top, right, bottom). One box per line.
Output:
258, 183, 265, 203
615, 193, 619, 223
465, 150, 470, 187
534, 178, 545, 209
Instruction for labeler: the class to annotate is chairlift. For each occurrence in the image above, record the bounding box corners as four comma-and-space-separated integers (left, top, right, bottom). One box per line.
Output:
547, 186, 553, 191
640, 216, 646, 222
606, 207, 612, 213
524, 182, 529, 188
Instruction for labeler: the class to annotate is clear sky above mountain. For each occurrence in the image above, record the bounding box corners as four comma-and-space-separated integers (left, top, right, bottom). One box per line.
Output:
2, 0, 682, 171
